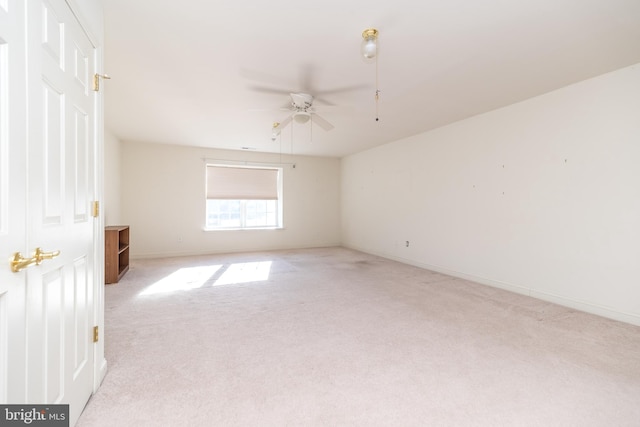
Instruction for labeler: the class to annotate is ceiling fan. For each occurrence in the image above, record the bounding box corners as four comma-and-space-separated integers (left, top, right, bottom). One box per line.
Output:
276, 92, 334, 132
243, 64, 367, 136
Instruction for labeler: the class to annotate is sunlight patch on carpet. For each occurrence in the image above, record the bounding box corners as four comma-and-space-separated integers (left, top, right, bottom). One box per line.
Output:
139, 265, 223, 295
214, 261, 272, 286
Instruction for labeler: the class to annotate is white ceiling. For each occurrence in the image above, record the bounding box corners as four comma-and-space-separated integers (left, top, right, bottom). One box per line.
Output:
103, 0, 640, 158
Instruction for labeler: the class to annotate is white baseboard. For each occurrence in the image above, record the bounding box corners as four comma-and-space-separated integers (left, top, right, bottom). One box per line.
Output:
345, 244, 640, 327
130, 243, 342, 260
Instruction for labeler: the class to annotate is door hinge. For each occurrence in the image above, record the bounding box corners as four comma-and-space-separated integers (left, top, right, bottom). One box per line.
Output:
93, 73, 111, 92
93, 326, 99, 343
92, 201, 100, 218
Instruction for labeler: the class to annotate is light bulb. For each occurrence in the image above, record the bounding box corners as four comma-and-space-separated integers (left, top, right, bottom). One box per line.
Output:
362, 38, 377, 59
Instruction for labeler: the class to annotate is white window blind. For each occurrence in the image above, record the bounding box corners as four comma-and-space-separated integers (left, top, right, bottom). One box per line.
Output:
206, 165, 279, 200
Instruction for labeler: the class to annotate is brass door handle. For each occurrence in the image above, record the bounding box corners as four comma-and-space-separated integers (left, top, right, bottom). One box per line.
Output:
11, 247, 61, 273
35, 247, 61, 263
11, 252, 38, 273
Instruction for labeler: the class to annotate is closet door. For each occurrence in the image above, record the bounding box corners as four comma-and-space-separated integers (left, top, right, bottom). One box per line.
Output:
1, 1, 98, 424
0, 0, 29, 404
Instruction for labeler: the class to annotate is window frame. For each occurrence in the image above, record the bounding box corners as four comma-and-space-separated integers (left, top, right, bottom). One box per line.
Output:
204, 164, 283, 231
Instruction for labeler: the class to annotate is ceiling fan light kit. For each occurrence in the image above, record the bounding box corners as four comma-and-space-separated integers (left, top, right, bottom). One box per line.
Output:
272, 93, 334, 132
293, 111, 311, 124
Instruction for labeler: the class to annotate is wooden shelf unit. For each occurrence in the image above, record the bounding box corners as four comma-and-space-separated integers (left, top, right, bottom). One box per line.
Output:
105, 226, 130, 284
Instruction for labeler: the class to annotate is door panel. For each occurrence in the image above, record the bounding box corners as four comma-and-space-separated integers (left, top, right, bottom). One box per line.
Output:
42, 1, 63, 67
73, 107, 90, 222
0, 0, 97, 424
42, 80, 64, 224
43, 268, 64, 404
0, 29, 9, 403
72, 256, 89, 379
27, 0, 97, 423
0, 0, 27, 404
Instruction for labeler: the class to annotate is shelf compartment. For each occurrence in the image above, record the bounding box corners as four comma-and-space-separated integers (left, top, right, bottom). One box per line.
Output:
105, 225, 130, 284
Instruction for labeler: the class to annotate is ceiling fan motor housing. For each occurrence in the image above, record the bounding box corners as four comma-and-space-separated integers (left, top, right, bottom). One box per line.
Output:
290, 93, 314, 110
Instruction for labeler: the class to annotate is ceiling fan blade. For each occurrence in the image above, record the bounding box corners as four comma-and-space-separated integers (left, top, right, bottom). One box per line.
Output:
299, 63, 315, 94
278, 115, 292, 129
312, 96, 336, 106
310, 105, 354, 114
247, 85, 293, 96
315, 83, 370, 96
240, 68, 295, 90
312, 113, 334, 132
248, 108, 291, 113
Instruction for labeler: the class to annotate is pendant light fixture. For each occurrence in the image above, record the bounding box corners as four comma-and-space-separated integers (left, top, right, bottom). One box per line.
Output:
361, 28, 380, 122
361, 28, 378, 60
271, 122, 280, 141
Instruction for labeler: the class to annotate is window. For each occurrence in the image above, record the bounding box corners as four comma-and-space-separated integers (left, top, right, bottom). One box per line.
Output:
205, 165, 282, 230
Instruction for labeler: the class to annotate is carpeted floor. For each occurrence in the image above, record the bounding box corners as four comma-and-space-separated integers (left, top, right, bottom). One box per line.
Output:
77, 247, 640, 426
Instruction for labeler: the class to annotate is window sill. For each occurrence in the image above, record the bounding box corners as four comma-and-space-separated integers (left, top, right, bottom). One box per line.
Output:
203, 227, 284, 232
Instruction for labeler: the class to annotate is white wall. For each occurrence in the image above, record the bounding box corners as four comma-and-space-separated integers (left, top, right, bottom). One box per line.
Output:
104, 129, 121, 225
342, 63, 640, 326
120, 141, 341, 258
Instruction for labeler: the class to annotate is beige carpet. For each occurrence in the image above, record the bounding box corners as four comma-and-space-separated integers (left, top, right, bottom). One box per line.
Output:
77, 247, 640, 426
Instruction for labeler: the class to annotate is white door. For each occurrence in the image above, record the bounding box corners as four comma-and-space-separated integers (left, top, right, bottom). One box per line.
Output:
1, 0, 98, 424
0, 0, 29, 405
